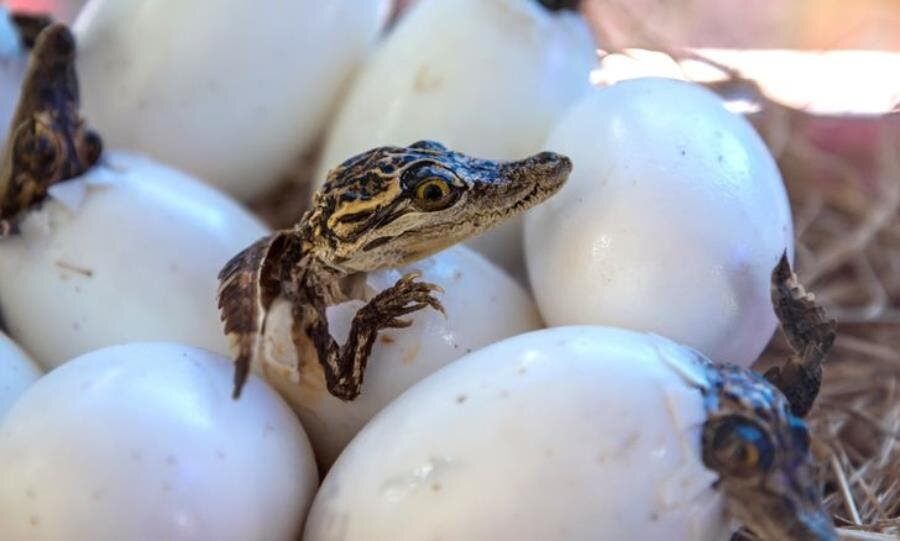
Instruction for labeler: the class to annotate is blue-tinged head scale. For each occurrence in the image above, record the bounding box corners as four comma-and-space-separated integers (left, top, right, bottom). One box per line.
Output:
701, 364, 836, 541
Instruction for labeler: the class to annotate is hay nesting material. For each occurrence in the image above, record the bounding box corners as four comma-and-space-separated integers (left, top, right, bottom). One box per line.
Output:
755, 102, 900, 538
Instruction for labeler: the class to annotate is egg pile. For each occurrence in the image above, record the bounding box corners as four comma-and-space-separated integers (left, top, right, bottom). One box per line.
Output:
0, 1, 800, 540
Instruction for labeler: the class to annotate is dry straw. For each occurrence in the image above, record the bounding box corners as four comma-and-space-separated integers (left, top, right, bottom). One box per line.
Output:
756, 104, 900, 538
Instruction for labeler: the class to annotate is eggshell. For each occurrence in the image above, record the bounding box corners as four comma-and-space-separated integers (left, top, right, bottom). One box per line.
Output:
0, 151, 268, 369
0, 332, 40, 419
0, 342, 317, 540
304, 326, 731, 540
261, 245, 542, 467
74, 0, 391, 200
525, 78, 793, 367
314, 0, 596, 278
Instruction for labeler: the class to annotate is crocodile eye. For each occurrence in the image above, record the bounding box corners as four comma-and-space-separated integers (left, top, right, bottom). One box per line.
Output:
706, 416, 774, 478
413, 177, 454, 211
16, 124, 61, 177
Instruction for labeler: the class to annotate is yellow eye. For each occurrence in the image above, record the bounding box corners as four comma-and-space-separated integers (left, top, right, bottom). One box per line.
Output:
705, 417, 774, 478
731, 441, 760, 469
21, 123, 62, 176
414, 178, 453, 211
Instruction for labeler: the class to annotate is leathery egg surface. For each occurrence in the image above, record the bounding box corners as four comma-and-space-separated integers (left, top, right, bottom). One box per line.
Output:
261, 245, 542, 467
315, 0, 596, 277
0, 332, 41, 420
0, 343, 317, 540
74, 0, 391, 200
525, 78, 793, 367
0, 151, 268, 369
304, 326, 730, 541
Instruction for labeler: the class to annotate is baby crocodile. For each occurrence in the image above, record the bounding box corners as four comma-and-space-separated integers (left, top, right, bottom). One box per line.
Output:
218, 141, 571, 400
0, 23, 102, 235
701, 254, 836, 541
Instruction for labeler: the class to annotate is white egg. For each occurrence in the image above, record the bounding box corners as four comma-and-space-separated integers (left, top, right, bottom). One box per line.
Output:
0, 342, 317, 540
74, 0, 391, 200
304, 326, 730, 540
525, 78, 793, 367
0, 151, 268, 369
315, 0, 596, 278
0, 332, 40, 419
260, 245, 542, 468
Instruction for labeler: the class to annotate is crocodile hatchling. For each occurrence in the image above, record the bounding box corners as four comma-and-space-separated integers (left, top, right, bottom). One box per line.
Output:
217, 141, 572, 401
0, 23, 101, 235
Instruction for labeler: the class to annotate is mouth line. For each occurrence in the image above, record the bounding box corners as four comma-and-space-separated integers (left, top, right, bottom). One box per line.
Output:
505, 179, 556, 213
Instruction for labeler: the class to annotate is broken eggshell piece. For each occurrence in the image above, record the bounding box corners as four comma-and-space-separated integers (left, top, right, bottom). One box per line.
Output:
0, 151, 268, 369
304, 326, 732, 541
259, 245, 543, 467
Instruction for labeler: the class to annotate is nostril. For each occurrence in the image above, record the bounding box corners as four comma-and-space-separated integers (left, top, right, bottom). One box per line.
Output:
532, 152, 572, 174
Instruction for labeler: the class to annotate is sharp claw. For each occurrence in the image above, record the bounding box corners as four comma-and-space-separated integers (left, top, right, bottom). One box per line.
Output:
400, 271, 422, 283
397, 302, 426, 314
428, 297, 446, 316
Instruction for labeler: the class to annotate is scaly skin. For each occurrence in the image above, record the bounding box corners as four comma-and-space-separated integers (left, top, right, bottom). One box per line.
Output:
218, 140, 571, 400
700, 255, 837, 541
0, 23, 102, 235
10, 12, 54, 49
764, 254, 836, 417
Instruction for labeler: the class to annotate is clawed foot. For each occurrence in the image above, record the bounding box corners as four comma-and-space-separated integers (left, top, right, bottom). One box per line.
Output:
361, 271, 445, 329
325, 272, 444, 401
764, 253, 836, 417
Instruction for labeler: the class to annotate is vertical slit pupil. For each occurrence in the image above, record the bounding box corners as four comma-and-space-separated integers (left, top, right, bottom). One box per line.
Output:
425, 183, 444, 200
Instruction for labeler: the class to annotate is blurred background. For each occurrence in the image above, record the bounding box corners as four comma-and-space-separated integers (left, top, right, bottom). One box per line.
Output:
8, 0, 900, 50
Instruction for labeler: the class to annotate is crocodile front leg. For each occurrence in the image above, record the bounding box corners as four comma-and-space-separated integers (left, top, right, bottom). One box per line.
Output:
297, 271, 444, 401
